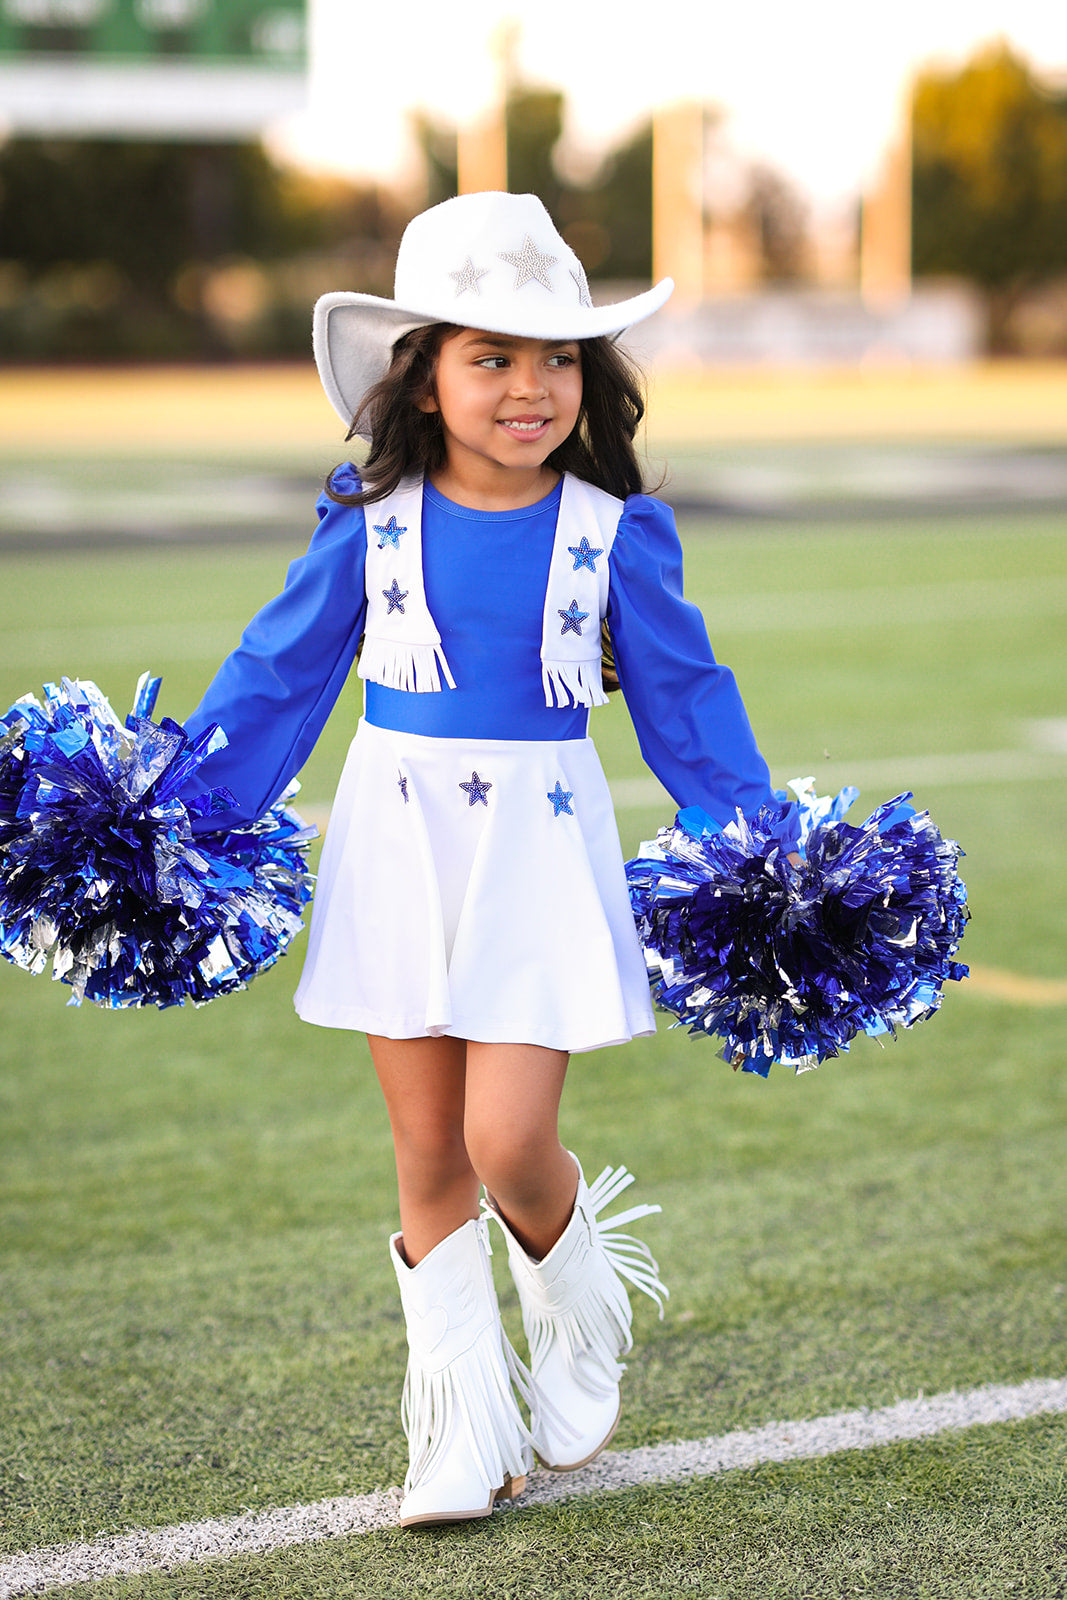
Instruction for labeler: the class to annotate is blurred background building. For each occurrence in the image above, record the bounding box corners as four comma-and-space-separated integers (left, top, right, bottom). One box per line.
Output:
0, 5, 1065, 365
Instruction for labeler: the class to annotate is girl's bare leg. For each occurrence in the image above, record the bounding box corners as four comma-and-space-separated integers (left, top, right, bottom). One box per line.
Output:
369, 1034, 578, 1264
367, 1033, 479, 1265
463, 1041, 577, 1260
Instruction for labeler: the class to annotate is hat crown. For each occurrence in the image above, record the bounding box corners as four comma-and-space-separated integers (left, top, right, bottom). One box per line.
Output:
312, 191, 674, 431
392, 191, 592, 331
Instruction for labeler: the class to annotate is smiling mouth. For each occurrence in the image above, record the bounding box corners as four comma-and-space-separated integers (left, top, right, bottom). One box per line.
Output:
499, 418, 550, 433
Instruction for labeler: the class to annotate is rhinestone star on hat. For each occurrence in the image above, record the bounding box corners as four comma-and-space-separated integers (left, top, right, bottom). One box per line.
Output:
570, 265, 593, 308
498, 235, 558, 291
449, 256, 489, 297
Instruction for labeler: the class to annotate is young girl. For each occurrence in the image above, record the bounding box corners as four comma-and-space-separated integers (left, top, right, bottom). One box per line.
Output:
181, 191, 801, 1527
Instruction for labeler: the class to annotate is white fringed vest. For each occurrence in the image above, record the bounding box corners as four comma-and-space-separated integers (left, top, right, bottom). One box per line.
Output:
359, 473, 625, 708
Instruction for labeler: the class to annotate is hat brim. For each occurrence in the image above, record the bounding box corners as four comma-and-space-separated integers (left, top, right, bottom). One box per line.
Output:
313, 279, 675, 434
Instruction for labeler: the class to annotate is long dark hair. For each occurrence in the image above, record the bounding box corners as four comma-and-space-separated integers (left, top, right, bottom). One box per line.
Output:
324, 323, 649, 508
325, 323, 651, 690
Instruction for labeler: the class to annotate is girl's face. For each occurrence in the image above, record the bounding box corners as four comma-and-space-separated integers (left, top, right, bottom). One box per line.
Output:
420, 328, 583, 495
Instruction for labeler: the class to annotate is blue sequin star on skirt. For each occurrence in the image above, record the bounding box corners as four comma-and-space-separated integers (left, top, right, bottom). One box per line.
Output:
547, 781, 574, 817
459, 770, 492, 807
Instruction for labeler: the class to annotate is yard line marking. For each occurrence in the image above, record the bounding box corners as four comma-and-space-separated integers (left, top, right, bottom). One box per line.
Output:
0, 621, 240, 671
296, 746, 1066, 836
295, 788, 1066, 1009
1025, 717, 1067, 754
965, 966, 1067, 1006
611, 752, 1067, 811
0, 572, 1063, 668
773, 750, 1067, 793
699, 573, 1067, 634
2, 1377, 1065, 1597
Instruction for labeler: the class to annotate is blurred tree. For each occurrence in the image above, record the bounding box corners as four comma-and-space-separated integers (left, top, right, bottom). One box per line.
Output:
410, 90, 652, 283
4, 141, 309, 280
576, 122, 653, 281
912, 43, 1067, 347
0, 138, 395, 358
506, 86, 566, 219
746, 162, 808, 283
509, 83, 652, 282
412, 113, 457, 208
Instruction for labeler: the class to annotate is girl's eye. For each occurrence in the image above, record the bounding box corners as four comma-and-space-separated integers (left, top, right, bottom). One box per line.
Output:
548, 353, 576, 367
476, 356, 509, 370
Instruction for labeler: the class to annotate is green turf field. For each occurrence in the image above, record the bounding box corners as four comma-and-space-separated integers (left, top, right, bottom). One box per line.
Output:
1, 506, 1065, 1598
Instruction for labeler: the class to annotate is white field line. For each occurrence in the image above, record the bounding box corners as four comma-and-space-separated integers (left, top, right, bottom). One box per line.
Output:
295, 745, 1066, 835
0, 622, 241, 672
701, 573, 1067, 634
614, 750, 1067, 812
1, 570, 1064, 671
2, 1377, 1065, 1597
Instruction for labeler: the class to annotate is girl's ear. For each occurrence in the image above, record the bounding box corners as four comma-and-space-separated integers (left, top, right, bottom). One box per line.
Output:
415, 391, 439, 414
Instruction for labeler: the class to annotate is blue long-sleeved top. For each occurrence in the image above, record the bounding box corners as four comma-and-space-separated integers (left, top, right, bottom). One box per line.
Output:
183, 467, 798, 850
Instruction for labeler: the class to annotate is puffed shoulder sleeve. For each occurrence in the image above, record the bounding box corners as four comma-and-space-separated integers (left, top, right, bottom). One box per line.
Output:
606, 494, 799, 852
181, 464, 368, 833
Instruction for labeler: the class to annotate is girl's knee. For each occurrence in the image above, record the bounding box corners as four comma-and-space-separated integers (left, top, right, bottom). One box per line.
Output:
463, 1119, 560, 1199
392, 1120, 472, 1200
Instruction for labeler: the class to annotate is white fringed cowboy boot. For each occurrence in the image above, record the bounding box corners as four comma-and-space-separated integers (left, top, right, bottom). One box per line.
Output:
389, 1216, 534, 1527
485, 1156, 667, 1472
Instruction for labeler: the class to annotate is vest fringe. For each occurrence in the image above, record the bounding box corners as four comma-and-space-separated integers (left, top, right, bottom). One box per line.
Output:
541, 659, 610, 710
358, 636, 457, 694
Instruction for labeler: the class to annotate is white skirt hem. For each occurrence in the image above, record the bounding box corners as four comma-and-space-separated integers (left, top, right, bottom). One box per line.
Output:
292, 995, 655, 1055
293, 720, 657, 1055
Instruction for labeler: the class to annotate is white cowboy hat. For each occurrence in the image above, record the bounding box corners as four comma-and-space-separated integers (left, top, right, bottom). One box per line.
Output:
313, 190, 674, 433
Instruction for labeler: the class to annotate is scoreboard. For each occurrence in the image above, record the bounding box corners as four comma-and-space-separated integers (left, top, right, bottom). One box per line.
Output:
0, 0, 306, 136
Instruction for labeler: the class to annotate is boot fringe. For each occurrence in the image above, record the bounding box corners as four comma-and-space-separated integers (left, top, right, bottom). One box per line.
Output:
392, 1219, 533, 1505
485, 1161, 668, 1420
401, 1329, 533, 1492
520, 1270, 630, 1402
586, 1164, 669, 1318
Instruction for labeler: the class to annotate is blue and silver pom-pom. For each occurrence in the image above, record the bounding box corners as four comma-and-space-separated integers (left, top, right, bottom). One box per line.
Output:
625, 778, 969, 1075
0, 673, 315, 1008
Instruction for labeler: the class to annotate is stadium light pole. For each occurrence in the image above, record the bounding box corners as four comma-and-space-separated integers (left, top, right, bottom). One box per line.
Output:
456, 17, 513, 195
861, 82, 913, 307
652, 102, 706, 302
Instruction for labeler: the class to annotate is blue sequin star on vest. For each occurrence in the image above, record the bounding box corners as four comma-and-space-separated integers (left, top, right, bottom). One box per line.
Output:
567, 537, 602, 573
558, 599, 588, 637
383, 579, 408, 615
374, 516, 407, 550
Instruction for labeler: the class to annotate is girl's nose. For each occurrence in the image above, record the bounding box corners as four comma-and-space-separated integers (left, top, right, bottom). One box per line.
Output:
509, 363, 546, 398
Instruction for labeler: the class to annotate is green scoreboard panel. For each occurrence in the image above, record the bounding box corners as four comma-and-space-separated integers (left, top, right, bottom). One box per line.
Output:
0, 0, 304, 65
0, 0, 306, 136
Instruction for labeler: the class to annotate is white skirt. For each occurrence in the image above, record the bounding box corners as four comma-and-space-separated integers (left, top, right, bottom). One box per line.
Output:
293, 718, 657, 1054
